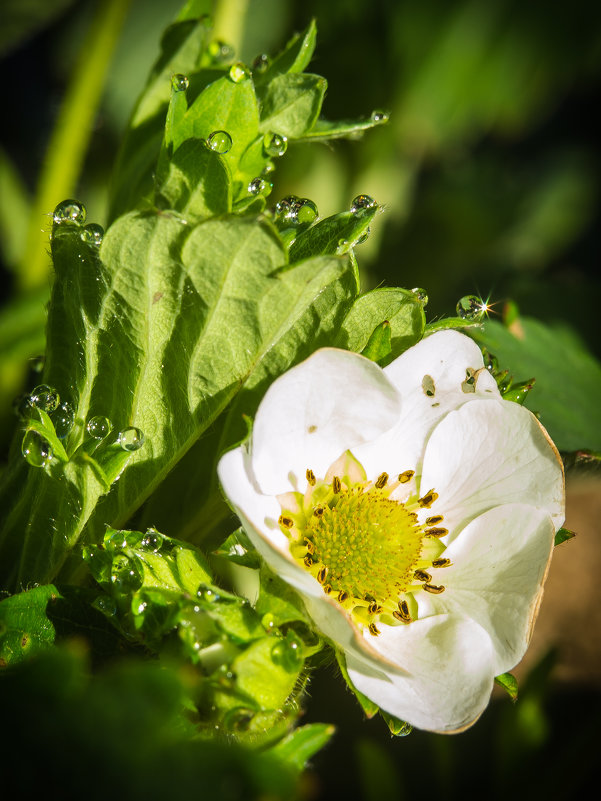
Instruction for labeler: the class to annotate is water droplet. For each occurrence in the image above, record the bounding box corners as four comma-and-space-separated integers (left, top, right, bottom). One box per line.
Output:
208, 39, 235, 63
30, 384, 60, 413
86, 415, 113, 440
354, 227, 371, 245
224, 707, 254, 732
411, 288, 429, 306
29, 355, 45, 373
80, 223, 104, 246
275, 196, 318, 226
296, 198, 318, 224
141, 527, 164, 552
197, 583, 220, 603
336, 238, 350, 255
51, 401, 74, 439
117, 427, 145, 451
207, 130, 232, 154
22, 430, 53, 467
274, 195, 299, 220
110, 554, 143, 592
481, 348, 499, 374
271, 632, 303, 672
229, 62, 250, 83
350, 194, 377, 213
263, 132, 288, 158
261, 612, 276, 631
171, 73, 189, 92
13, 392, 34, 419
53, 199, 86, 226
456, 295, 488, 321
247, 177, 273, 197
104, 528, 129, 550
371, 110, 389, 123
252, 53, 270, 73
92, 595, 117, 616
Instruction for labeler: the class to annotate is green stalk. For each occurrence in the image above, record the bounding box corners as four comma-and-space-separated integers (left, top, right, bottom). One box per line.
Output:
212, 0, 250, 56
20, 0, 131, 292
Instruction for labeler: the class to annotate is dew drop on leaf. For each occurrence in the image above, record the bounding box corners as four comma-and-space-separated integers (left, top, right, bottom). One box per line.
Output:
263, 132, 288, 158
117, 426, 145, 451
29, 354, 45, 373
207, 130, 233, 154
110, 554, 143, 592
197, 583, 220, 603
51, 401, 75, 439
295, 198, 318, 225
252, 53, 270, 73
456, 295, 487, 321
248, 177, 272, 197
80, 223, 104, 246
53, 199, 86, 225
141, 527, 164, 552
371, 110, 389, 123
21, 430, 53, 467
229, 62, 250, 83
411, 288, 429, 306
208, 39, 235, 63
30, 384, 60, 413
86, 415, 113, 439
350, 194, 377, 213
13, 392, 34, 419
271, 632, 303, 671
171, 73, 189, 92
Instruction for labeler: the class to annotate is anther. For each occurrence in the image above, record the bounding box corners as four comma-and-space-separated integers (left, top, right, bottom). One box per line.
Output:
398, 470, 415, 484
317, 566, 328, 584
306, 469, 316, 486
304, 538, 314, 554
425, 527, 448, 538
304, 555, 314, 568
375, 472, 389, 489
337, 590, 349, 603
423, 583, 445, 594
368, 601, 383, 615
397, 600, 411, 622
323, 583, 332, 595
368, 622, 380, 636
278, 515, 293, 528
426, 515, 444, 526
418, 490, 439, 508
414, 569, 432, 583
332, 476, 341, 494
393, 610, 410, 623
313, 505, 324, 517
432, 558, 451, 568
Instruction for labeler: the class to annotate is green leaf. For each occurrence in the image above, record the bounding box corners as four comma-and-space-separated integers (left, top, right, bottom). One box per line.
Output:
255, 20, 317, 85
335, 651, 379, 718
232, 637, 301, 709
0, 584, 58, 665
335, 287, 425, 363
299, 113, 389, 141
554, 527, 576, 546
255, 566, 310, 628
288, 208, 377, 262
471, 317, 601, 451
495, 671, 519, 702
361, 321, 392, 362
258, 73, 326, 139
214, 528, 262, 569
268, 722, 336, 772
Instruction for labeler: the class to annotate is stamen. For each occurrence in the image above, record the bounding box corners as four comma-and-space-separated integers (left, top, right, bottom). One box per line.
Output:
375, 472, 388, 489
418, 490, 439, 508
426, 515, 444, 526
425, 527, 448, 538
317, 566, 328, 584
423, 583, 445, 594
414, 569, 432, 583
306, 468, 316, 486
396, 600, 411, 622
398, 470, 415, 484
323, 583, 332, 595
368, 601, 383, 615
368, 622, 380, 636
432, 558, 451, 568
313, 505, 324, 517
278, 515, 293, 529
304, 538, 315, 554
332, 476, 341, 494
337, 590, 349, 603
304, 555, 314, 568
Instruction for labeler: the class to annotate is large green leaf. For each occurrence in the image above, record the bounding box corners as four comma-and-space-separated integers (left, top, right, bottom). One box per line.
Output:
471, 317, 601, 451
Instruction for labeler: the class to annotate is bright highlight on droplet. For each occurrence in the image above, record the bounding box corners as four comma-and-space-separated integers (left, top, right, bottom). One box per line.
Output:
207, 130, 233, 154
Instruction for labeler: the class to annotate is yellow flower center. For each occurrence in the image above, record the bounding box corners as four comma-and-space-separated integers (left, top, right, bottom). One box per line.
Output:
277, 451, 450, 636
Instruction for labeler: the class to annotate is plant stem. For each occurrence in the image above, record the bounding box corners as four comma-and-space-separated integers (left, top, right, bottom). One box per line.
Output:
212, 0, 250, 56
20, 0, 131, 292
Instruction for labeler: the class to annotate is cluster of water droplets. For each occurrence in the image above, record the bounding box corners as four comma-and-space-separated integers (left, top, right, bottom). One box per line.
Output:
274, 195, 319, 226
52, 199, 104, 247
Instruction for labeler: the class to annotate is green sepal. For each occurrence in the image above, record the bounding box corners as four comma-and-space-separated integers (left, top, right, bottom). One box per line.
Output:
379, 710, 413, 737
361, 321, 392, 363
268, 722, 336, 772
214, 528, 262, 569
288, 207, 377, 262
494, 671, 519, 702
554, 527, 576, 546
502, 378, 536, 405
336, 287, 425, 363
335, 651, 379, 718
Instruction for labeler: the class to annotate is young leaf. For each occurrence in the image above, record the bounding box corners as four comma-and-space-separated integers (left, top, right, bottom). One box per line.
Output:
254, 20, 317, 85
495, 671, 519, 702
288, 207, 377, 262
258, 73, 327, 139
268, 723, 336, 772
554, 527, 576, 546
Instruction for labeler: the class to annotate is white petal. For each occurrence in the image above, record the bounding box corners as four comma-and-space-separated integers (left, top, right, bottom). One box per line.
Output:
217, 447, 319, 598
420, 399, 564, 540
353, 330, 500, 479
251, 348, 401, 494
346, 614, 495, 733
419, 504, 555, 674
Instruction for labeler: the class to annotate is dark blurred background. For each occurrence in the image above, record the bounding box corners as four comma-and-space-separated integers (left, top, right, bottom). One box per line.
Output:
1, 1, 600, 798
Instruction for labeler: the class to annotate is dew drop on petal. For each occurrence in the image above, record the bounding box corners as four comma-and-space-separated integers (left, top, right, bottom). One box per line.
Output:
80, 223, 104, 246
171, 73, 189, 92
411, 288, 429, 306
53, 199, 86, 226
207, 130, 232, 154
117, 427, 145, 451
86, 415, 113, 440
456, 295, 487, 321
229, 62, 250, 83
263, 132, 288, 158
22, 430, 53, 467
350, 194, 377, 213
